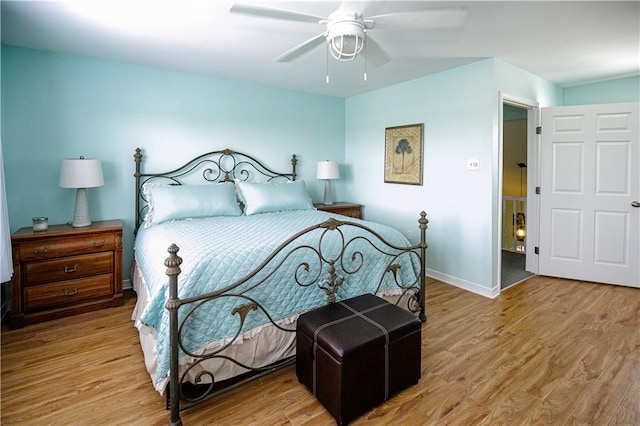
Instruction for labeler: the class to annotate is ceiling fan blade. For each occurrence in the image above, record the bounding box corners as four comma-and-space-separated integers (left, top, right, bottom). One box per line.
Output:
339, 1, 377, 16
368, 7, 467, 30
230, 3, 325, 24
364, 37, 390, 67
275, 33, 326, 63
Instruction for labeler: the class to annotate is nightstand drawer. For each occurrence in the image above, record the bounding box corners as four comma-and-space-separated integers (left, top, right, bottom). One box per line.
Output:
24, 252, 114, 286
24, 275, 113, 311
334, 206, 361, 218
19, 234, 116, 261
20, 233, 116, 262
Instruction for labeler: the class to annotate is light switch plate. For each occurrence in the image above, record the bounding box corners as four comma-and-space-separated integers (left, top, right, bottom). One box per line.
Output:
468, 159, 480, 170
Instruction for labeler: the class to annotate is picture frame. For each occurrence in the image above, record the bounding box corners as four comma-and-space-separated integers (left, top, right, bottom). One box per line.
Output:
384, 123, 424, 185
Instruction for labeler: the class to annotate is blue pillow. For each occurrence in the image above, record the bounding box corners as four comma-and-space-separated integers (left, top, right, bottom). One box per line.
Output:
235, 180, 313, 215
143, 183, 241, 226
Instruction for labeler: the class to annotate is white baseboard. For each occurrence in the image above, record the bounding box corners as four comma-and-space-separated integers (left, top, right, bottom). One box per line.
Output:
427, 269, 500, 299
123, 279, 132, 290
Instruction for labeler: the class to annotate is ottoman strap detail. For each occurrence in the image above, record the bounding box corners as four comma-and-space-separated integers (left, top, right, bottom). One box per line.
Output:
339, 302, 391, 400
311, 303, 388, 397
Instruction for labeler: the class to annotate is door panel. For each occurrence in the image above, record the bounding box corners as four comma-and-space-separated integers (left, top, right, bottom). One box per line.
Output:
549, 209, 582, 260
594, 211, 628, 264
540, 102, 639, 288
552, 143, 583, 192
596, 141, 629, 194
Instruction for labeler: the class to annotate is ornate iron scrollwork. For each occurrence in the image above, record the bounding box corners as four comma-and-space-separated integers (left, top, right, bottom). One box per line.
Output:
158, 206, 428, 425
317, 260, 344, 303
134, 148, 297, 233
232, 302, 258, 321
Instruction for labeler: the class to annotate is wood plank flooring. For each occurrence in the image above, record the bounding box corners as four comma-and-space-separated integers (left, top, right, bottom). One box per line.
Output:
2, 276, 639, 425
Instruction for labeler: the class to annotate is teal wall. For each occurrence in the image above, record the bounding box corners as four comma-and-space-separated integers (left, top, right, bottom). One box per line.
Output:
1, 46, 345, 281
564, 75, 640, 105
2, 44, 636, 295
345, 59, 564, 296
346, 60, 497, 293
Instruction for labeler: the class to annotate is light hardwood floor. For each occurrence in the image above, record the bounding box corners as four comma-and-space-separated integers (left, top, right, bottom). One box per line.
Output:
2, 276, 639, 425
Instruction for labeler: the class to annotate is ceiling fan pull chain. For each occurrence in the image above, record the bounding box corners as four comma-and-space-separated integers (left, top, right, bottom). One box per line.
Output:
326, 43, 330, 84
363, 34, 368, 81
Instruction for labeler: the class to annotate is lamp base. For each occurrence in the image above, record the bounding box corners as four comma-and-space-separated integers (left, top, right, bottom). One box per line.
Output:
72, 188, 92, 227
323, 180, 334, 205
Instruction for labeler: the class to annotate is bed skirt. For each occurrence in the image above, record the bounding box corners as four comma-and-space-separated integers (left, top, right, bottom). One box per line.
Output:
131, 262, 297, 394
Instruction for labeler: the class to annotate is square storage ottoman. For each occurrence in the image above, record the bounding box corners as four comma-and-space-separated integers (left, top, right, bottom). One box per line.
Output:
296, 293, 422, 425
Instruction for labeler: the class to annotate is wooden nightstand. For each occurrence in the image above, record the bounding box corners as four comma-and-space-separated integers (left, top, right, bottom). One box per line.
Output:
10, 220, 123, 328
314, 202, 362, 219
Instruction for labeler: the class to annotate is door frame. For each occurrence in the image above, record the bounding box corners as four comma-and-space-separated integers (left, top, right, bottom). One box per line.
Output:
497, 93, 540, 291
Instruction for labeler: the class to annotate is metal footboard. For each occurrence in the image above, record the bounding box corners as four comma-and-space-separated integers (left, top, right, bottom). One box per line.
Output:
164, 212, 428, 426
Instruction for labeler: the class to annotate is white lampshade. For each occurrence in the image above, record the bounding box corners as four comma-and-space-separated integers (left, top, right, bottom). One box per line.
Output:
317, 160, 340, 205
316, 160, 340, 180
59, 157, 104, 227
59, 157, 104, 188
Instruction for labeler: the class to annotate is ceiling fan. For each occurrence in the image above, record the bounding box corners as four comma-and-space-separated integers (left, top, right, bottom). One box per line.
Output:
229, 2, 467, 66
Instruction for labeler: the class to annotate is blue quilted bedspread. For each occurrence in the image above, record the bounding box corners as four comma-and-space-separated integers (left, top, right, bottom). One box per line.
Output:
134, 209, 419, 387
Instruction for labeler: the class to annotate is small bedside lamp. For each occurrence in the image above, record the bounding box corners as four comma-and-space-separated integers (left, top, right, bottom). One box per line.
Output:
59, 156, 104, 227
316, 160, 340, 205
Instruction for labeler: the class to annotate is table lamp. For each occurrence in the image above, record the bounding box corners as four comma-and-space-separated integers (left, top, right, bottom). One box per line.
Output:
316, 160, 340, 205
59, 156, 104, 227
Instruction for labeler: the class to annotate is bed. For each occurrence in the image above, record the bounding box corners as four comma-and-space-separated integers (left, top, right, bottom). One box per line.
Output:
130, 147, 428, 425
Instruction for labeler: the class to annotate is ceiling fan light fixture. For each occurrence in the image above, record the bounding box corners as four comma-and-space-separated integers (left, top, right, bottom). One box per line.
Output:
327, 20, 365, 61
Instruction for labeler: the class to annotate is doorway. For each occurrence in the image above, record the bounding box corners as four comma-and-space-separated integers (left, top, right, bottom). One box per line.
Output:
501, 104, 533, 288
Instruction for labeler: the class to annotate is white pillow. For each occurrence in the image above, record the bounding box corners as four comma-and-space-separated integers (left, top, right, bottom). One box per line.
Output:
143, 183, 241, 226
235, 179, 314, 215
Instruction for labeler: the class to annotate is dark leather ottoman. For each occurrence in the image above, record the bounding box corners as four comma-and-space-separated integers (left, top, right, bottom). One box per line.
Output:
296, 293, 422, 425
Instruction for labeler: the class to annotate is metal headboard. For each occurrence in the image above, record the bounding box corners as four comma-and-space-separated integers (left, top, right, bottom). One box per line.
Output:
133, 147, 297, 233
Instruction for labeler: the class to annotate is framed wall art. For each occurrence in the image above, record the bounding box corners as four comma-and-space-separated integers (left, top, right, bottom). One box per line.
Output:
384, 123, 424, 185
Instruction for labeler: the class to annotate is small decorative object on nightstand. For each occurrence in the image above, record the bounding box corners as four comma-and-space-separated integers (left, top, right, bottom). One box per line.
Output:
314, 202, 362, 219
9, 220, 123, 328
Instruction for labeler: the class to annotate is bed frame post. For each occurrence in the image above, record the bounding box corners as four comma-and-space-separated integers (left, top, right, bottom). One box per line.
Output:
418, 211, 428, 322
165, 244, 183, 426
134, 148, 142, 234
291, 154, 297, 181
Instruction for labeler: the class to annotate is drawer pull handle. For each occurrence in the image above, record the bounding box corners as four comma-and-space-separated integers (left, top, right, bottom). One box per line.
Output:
92, 240, 105, 247
64, 264, 79, 273
64, 287, 79, 296
33, 246, 49, 254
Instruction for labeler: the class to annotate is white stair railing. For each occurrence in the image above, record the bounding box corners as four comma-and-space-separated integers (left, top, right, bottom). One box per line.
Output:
502, 196, 527, 253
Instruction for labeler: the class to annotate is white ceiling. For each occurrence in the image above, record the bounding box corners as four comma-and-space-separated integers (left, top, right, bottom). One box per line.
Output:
2, 1, 639, 97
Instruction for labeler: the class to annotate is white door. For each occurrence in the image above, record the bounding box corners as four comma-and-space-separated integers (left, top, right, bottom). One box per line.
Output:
539, 102, 639, 288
